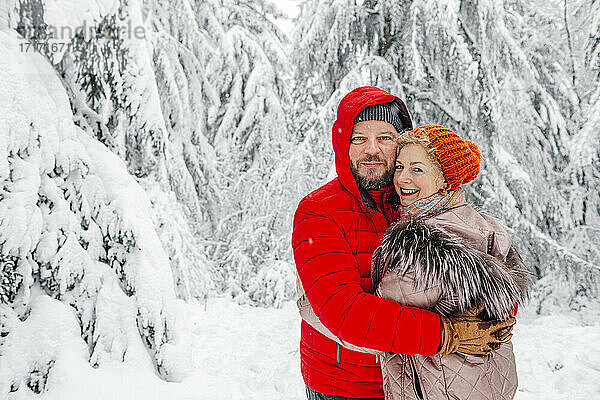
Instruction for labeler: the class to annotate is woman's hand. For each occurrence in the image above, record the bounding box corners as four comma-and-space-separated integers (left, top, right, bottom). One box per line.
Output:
437, 306, 516, 356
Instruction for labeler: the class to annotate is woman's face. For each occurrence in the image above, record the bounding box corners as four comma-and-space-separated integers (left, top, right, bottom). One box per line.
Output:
394, 144, 447, 207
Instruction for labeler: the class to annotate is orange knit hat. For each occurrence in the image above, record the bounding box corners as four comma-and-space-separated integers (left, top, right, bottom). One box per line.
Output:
408, 124, 482, 190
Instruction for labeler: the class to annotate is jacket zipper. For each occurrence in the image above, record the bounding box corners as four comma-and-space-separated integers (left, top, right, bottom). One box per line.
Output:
336, 343, 341, 363
408, 356, 425, 400
380, 191, 390, 225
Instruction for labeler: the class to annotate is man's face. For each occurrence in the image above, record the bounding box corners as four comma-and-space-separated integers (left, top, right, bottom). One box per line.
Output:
349, 120, 398, 190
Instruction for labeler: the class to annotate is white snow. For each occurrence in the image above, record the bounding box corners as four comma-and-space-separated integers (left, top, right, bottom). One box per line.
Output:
493, 145, 532, 185
4, 296, 598, 399
271, 0, 301, 37
40, 0, 120, 62
514, 306, 600, 399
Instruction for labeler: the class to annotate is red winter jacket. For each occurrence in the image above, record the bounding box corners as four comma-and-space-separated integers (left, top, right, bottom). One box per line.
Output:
292, 86, 443, 398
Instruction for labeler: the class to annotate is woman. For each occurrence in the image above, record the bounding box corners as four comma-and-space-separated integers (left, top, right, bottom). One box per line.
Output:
372, 124, 532, 400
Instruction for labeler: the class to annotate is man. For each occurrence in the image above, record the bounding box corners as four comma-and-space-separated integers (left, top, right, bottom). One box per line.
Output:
292, 86, 515, 399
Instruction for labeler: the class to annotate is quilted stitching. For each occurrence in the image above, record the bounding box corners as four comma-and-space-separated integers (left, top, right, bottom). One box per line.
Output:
380, 347, 518, 400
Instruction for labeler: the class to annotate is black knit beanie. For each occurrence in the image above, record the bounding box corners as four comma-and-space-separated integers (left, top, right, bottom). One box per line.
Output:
354, 101, 405, 133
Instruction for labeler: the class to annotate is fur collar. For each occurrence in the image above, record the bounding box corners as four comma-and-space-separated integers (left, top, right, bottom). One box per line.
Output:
372, 219, 532, 320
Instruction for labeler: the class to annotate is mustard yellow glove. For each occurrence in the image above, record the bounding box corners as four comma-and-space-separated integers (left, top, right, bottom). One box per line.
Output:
438, 306, 516, 356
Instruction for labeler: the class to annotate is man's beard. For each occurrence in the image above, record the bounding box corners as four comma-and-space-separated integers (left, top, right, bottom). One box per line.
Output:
350, 156, 395, 191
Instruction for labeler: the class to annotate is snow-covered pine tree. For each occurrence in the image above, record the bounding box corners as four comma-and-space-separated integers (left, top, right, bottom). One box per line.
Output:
205, 0, 295, 306
143, 0, 296, 306
561, 0, 600, 295
0, 5, 196, 395
13, 0, 212, 302
503, 0, 600, 308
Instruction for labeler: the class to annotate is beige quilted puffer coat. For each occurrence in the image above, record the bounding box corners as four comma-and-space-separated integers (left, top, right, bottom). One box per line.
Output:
371, 204, 531, 400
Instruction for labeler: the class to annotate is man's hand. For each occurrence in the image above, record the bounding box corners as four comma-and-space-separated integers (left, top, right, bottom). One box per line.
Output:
437, 306, 516, 356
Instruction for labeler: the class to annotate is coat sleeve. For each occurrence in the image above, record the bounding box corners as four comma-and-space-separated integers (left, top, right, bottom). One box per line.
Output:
292, 198, 442, 356
297, 293, 380, 355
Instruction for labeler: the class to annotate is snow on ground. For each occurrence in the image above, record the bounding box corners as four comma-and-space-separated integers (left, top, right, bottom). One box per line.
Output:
512, 305, 600, 399
187, 299, 600, 400
8, 296, 599, 400
186, 298, 304, 399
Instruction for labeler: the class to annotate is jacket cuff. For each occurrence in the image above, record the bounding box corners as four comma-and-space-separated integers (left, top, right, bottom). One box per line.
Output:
419, 310, 443, 356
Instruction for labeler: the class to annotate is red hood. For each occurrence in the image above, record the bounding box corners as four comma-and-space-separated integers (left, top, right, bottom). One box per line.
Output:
332, 86, 413, 207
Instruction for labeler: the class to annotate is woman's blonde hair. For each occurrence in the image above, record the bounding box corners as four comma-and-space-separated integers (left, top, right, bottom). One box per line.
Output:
395, 131, 448, 193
